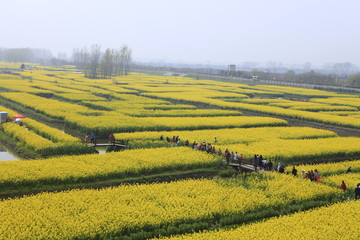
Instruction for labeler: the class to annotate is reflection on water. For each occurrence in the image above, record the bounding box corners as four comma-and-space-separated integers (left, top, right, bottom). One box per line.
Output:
95, 147, 107, 154
0, 145, 19, 161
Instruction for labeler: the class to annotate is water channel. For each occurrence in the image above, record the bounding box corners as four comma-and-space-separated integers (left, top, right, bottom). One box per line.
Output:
0, 144, 107, 161
0, 142, 19, 161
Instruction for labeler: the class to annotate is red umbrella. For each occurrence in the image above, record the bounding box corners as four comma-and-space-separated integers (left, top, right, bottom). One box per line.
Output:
12, 114, 26, 119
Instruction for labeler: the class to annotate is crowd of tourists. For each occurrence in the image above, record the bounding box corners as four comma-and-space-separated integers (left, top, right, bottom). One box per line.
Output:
159, 135, 279, 172
299, 168, 321, 181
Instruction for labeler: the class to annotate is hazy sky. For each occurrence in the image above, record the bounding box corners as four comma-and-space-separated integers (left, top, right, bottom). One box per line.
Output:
1, 0, 359, 66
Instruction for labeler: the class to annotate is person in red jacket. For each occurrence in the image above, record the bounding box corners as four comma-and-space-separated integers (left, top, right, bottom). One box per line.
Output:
340, 181, 347, 191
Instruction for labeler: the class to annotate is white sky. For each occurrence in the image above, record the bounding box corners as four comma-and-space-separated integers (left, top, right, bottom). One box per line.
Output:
1, 0, 359, 66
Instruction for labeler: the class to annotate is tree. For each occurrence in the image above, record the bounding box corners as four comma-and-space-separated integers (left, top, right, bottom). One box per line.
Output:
124, 47, 132, 75
86, 44, 101, 79
5, 48, 33, 62
284, 70, 296, 81
333, 62, 358, 74
71, 44, 132, 79
118, 45, 132, 76
348, 74, 360, 88
100, 48, 114, 78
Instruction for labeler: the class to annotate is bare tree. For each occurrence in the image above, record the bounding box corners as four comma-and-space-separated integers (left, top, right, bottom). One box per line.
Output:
117, 45, 132, 76
124, 47, 132, 75
86, 44, 101, 78
100, 48, 114, 78
72, 47, 89, 71
113, 49, 122, 76
71, 44, 132, 79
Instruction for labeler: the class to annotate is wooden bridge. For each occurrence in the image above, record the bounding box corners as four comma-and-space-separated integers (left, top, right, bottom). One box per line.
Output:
90, 143, 127, 148
228, 162, 264, 172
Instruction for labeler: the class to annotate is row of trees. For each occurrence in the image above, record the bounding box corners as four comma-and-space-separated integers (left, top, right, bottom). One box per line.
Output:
72, 44, 132, 79
348, 74, 360, 88
0, 48, 54, 64
220, 69, 358, 87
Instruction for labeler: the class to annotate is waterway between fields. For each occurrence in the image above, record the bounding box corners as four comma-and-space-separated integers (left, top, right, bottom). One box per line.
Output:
0, 143, 19, 161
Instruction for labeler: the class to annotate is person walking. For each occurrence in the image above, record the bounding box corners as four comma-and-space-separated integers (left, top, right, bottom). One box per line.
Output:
267, 160, 273, 171
253, 154, 259, 171
108, 133, 115, 144
234, 152, 239, 163
239, 154, 244, 166
314, 169, 320, 182
90, 133, 96, 144
340, 181, 347, 191
355, 183, 360, 199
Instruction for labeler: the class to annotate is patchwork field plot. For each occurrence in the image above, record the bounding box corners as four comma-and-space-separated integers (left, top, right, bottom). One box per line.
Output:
218, 137, 360, 164
160, 201, 359, 240
0, 65, 359, 240
0, 147, 220, 191
0, 173, 341, 240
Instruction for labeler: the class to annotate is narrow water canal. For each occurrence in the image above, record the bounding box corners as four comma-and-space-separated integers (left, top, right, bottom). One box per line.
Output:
0, 143, 19, 161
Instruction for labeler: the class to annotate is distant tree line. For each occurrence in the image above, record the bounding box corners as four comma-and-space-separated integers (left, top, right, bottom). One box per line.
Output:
0, 47, 56, 65
72, 44, 132, 79
348, 74, 360, 88
220, 68, 360, 88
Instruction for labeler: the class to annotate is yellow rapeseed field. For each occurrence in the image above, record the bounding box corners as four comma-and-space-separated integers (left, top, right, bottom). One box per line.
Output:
0, 173, 341, 240
218, 137, 360, 163
159, 201, 359, 240
0, 147, 220, 186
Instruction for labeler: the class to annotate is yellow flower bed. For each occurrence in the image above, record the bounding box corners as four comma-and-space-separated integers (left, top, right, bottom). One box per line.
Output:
0, 147, 219, 186
148, 116, 286, 129
160, 201, 359, 240
322, 172, 360, 190
287, 160, 360, 176
0, 106, 18, 117
2, 122, 54, 151
123, 109, 243, 117
249, 85, 354, 97
0, 173, 340, 240
268, 100, 357, 111
55, 93, 108, 101
1, 115, 89, 156
218, 137, 360, 163
0, 92, 97, 119
142, 92, 360, 128
118, 126, 337, 145
310, 97, 360, 108
0, 80, 54, 94
21, 118, 80, 143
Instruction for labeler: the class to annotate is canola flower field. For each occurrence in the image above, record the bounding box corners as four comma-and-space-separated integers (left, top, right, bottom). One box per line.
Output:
159, 201, 360, 240
118, 126, 337, 146
0, 147, 220, 190
0, 109, 94, 157
322, 172, 360, 190
0, 174, 342, 240
0, 64, 360, 239
217, 137, 360, 164
286, 159, 360, 176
